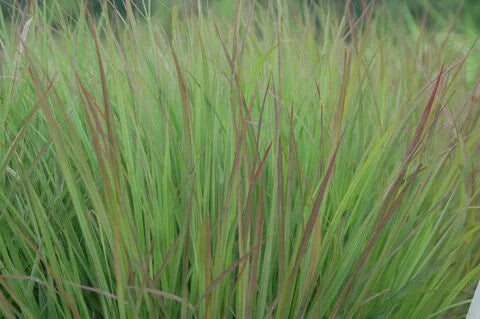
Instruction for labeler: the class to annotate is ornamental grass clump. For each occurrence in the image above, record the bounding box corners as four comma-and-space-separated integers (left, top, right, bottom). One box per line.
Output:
0, 1, 479, 318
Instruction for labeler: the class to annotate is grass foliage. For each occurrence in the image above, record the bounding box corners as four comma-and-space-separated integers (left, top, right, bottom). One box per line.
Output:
0, 1, 479, 318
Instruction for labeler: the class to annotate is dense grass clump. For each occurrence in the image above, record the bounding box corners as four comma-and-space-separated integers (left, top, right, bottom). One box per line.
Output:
0, 1, 479, 318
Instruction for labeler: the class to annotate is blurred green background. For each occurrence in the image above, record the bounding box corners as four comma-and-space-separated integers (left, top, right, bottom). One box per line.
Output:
1, 0, 480, 29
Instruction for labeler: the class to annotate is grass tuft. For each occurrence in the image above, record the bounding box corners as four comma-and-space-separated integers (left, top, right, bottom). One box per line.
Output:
0, 1, 479, 318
